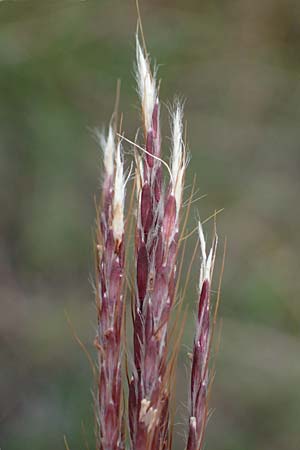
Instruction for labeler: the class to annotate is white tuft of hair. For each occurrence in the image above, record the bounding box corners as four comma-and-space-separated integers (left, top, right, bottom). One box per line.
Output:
136, 36, 157, 131
112, 141, 125, 243
99, 126, 115, 178
171, 102, 185, 216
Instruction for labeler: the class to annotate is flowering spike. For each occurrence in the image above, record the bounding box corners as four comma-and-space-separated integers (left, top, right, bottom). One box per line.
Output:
186, 222, 218, 450
96, 126, 125, 450
129, 37, 186, 450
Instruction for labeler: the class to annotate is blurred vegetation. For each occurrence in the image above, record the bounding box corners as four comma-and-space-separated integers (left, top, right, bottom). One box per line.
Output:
1, 1, 300, 449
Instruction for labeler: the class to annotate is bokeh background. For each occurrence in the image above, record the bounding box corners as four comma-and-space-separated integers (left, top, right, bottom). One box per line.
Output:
1, 1, 300, 449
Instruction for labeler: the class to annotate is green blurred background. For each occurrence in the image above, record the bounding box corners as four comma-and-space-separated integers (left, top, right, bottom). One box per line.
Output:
1, 1, 300, 449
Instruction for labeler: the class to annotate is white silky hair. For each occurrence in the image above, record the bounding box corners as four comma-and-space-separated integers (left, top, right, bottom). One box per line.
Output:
112, 141, 125, 242
171, 102, 185, 216
136, 36, 157, 131
99, 125, 115, 178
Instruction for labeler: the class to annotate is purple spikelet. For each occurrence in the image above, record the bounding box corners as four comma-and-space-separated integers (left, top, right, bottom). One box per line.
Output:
186, 224, 218, 450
